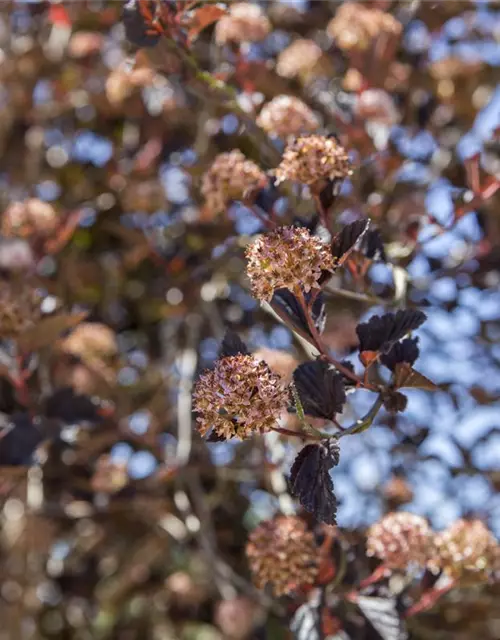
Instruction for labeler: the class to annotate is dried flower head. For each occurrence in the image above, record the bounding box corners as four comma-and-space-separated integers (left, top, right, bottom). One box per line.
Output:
2, 199, 59, 239
245, 226, 334, 302
193, 354, 289, 440
61, 323, 118, 364
91, 455, 128, 494
257, 96, 319, 138
276, 38, 322, 79
215, 3, 271, 45
201, 150, 267, 216
429, 519, 499, 582
366, 512, 434, 569
327, 3, 402, 52
274, 135, 352, 190
246, 515, 318, 596
0, 281, 42, 338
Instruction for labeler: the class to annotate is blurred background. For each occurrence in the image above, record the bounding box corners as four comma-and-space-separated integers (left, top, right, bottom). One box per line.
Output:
0, 0, 499, 638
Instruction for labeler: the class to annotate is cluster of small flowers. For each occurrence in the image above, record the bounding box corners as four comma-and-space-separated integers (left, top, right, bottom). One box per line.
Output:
367, 512, 499, 583
193, 354, 289, 440
276, 38, 323, 79
215, 2, 271, 46
201, 134, 351, 215
200, 150, 267, 217
246, 515, 318, 596
256, 95, 319, 138
327, 2, 402, 52
245, 226, 334, 302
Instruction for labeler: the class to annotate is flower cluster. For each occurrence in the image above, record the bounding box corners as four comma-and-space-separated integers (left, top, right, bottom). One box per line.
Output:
366, 512, 434, 570
193, 354, 289, 440
215, 3, 271, 45
276, 38, 323, 79
246, 516, 318, 596
257, 95, 319, 138
245, 226, 334, 302
201, 150, 267, 216
273, 135, 352, 189
327, 2, 402, 52
2, 199, 59, 239
429, 519, 499, 582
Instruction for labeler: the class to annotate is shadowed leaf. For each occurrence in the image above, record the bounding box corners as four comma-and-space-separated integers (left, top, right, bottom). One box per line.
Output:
293, 361, 346, 419
394, 363, 439, 391
290, 439, 340, 525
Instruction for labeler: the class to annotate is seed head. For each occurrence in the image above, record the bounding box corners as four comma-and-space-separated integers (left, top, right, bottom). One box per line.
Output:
193, 354, 289, 440
366, 512, 434, 570
327, 3, 402, 52
257, 96, 319, 138
201, 150, 267, 216
429, 519, 499, 582
246, 226, 334, 302
276, 39, 322, 79
274, 135, 351, 189
246, 515, 318, 596
2, 199, 58, 239
0, 282, 42, 338
215, 3, 271, 45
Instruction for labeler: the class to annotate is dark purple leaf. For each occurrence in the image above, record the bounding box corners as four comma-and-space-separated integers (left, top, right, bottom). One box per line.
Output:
356, 310, 426, 354
290, 439, 340, 525
219, 331, 250, 359
44, 387, 103, 424
360, 228, 386, 262
122, 0, 162, 48
380, 338, 419, 371
0, 413, 44, 466
271, 289, 326, 339
293, 361, 346, 419
331, 219, 370, 264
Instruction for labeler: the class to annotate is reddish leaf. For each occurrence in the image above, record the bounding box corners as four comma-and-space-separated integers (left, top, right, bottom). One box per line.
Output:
394, 363, 439, 391
186, 5, 226, 43
17, 312, 88, 353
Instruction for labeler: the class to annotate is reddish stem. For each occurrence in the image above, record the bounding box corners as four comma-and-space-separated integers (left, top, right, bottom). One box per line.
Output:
404, 583, 455, 618
295, 288, 376, 390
